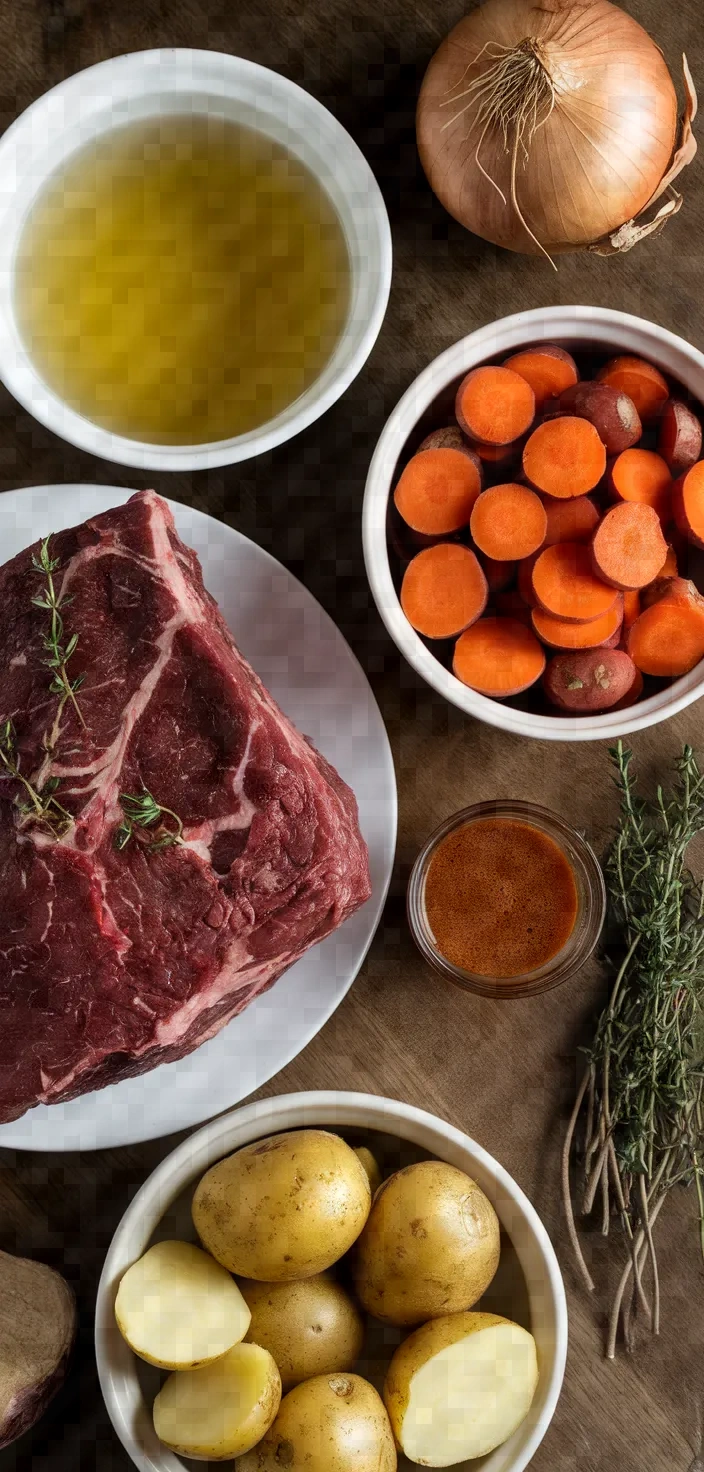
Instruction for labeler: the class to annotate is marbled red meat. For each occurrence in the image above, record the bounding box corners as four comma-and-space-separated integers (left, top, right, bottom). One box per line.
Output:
0, 491, 370, 1123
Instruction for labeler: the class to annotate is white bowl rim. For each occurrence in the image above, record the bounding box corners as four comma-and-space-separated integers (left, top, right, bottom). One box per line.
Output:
0, 47, 392, 471
363, 304, 704, 742
95, 1088, 568, 1472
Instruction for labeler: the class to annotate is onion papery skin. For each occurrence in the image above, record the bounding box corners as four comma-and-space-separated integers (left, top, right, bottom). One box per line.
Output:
417, 0, 679, 255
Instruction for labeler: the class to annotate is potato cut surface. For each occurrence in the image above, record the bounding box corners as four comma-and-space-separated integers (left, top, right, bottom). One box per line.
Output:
115, 1240, 250, 1369
386, 1316, 538, 1466
153, 1341, 281, 1460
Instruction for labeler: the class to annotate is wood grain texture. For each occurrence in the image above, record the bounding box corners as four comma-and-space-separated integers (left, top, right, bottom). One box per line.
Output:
0, 0, 703, 1467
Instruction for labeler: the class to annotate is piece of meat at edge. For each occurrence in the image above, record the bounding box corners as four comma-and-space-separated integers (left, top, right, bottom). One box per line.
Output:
0, 490, 371, 1123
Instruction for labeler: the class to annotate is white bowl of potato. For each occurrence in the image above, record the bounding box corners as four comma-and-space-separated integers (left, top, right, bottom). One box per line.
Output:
95, 1091, 567, 1472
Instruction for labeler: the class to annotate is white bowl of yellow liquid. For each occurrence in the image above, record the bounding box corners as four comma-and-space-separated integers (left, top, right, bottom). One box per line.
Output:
0, 49, 391, 470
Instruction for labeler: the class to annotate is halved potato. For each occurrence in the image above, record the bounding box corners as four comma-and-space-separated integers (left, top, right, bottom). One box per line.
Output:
114, 1240, 251, 1370
383, 1310, 539, 1466
192, 1129, 371, 1280
239, 1273, 364, 1388
235, 1372, 396, 1471
153, 1341, 281, 1460
353, 1160, 500, 1325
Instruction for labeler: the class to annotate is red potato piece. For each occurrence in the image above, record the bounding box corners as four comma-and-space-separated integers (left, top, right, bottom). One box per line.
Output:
658, 400, 703, 476
627, 578, 704, 675
596, 356, 670, 421
532, 601, 623, 650
544, 650, 638, 712
394, 447, 483, 536
453, 617, 546, 697
503, 344, 578, 410
532, 543, 619, 622
541, 495, 600, 547
455, 366, 535, 446
608, 448, 672, 520
673, 461, 704, 548
478, 555, 516, 593
591, 502, 668, 591
611, 667, 645, 711
400, 543, 488, 640
418, 426, 470, 454
544, 382, 641, 455
470, 484, 547, 561
523, 418, 607, 498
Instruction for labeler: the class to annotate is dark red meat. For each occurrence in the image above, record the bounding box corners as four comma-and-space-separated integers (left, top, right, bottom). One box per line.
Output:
0, 491, 370, 1123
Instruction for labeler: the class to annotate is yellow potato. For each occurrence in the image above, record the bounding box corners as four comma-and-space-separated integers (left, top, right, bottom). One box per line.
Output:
153, 1341, 281, 1460
192, 1129, 371, 1279
353, 1160, 500, 1325
235, 1372, 397, 1471
239, 1272, 364, 1388
114, 1239, 251, 1370
354, 1146, 382, 1196
383, 1311, 539, 1466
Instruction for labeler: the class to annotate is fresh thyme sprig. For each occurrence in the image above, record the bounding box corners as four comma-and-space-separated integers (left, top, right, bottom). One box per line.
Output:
31, 536, 85, 730
116, 789, 185, 852
563, 741, 704, 1358
0, 718, 73, 836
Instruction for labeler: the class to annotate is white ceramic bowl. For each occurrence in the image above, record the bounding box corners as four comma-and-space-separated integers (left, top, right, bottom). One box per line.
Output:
363, 305, 704, 742
0, 49, 391, 471
95, 1090, 567, 1472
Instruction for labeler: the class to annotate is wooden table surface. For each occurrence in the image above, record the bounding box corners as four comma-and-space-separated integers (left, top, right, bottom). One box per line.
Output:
1, 1, 704, 1468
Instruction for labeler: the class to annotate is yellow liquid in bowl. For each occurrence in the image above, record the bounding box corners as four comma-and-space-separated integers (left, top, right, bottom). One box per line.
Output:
14, 115, 351, 444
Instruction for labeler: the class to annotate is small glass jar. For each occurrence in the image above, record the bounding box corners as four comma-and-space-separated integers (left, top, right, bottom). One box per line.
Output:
407, 799, 606, 999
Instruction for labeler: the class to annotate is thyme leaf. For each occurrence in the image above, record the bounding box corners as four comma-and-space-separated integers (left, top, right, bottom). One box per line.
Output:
31, 536, 85, 730
116, 789, 185, 852
563, 741, 704, 1357
0, 718, 73, 836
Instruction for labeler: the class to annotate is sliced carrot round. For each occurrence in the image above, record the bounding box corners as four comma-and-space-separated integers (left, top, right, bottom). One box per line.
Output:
673, 461, 704, 549
532, 543, 618, 622
400, 542, 488, 640
503, 344, 578, 410
542, 494, 600, 546
596, 356, 669, 421
532, 601, 623, 650
591, 502, 668, 591
628, 595, 704, 676
470, 483, 547, 561
523, 418, 606, 498
455, 366, 535, 446
622, 589, 641, 635
453, 617, 546, 697
609, 448, 672, 519
394, 447, 482, 535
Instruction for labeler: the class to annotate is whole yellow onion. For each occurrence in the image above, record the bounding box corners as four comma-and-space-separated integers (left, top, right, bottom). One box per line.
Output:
417, 0, 697, 263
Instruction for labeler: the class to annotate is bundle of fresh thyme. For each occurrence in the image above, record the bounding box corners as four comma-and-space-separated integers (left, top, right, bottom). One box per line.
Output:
563, 741, 704, 1357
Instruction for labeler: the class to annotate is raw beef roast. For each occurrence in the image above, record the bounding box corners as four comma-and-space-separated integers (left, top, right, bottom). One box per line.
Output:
0, 491, 370, 1123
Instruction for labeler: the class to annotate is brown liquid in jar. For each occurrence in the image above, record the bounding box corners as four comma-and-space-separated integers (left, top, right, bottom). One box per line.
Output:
424, 817, 578, 978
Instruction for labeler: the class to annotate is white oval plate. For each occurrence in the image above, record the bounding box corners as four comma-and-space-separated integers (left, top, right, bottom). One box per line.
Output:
0, 486, 396, 1150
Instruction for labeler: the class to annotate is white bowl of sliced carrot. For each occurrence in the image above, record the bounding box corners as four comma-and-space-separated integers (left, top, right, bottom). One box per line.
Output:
363, 305, 704, 740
